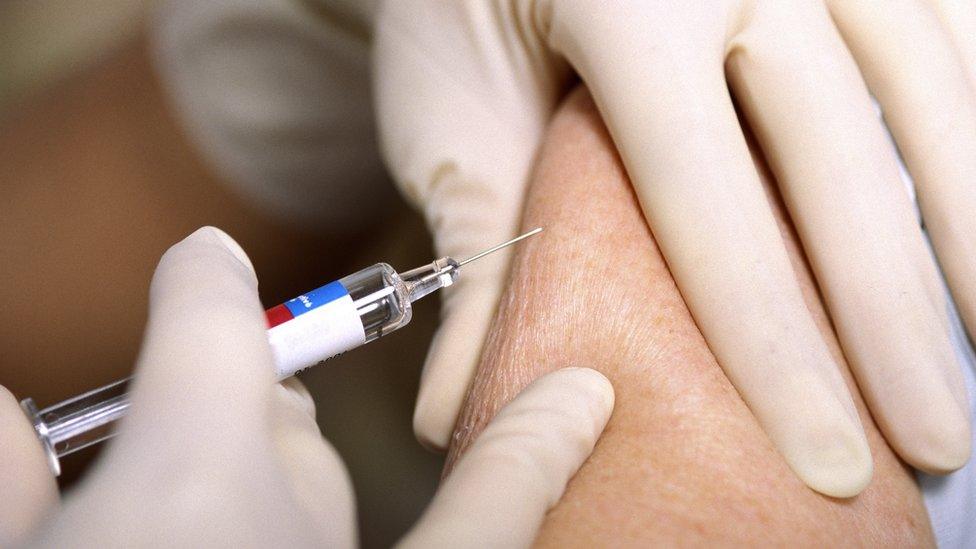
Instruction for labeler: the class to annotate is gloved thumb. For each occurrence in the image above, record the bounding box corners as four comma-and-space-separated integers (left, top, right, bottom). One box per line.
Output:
0, 385, 59, 546
118, 227, 276, 456
397, 367, 614, 548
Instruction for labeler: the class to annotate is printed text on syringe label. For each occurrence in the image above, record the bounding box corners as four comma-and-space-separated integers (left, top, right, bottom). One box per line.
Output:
266, 281, 366, 379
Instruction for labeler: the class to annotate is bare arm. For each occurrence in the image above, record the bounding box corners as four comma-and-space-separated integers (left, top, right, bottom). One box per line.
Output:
447, 86, 932, 546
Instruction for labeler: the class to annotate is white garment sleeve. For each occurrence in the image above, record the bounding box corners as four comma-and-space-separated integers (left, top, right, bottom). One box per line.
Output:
150, 0, 393, 235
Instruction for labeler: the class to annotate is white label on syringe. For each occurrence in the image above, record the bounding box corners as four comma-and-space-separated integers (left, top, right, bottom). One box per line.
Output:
265, 281, 366, 379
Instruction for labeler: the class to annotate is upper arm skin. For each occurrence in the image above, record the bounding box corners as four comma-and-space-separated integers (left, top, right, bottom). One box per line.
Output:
446, 86, 932, 546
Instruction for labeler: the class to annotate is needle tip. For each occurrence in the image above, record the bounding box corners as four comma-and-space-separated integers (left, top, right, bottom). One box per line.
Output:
458, 227, 544, 266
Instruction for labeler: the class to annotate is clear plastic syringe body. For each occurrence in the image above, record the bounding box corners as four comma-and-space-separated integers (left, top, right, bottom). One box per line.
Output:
20, 258, 460, 476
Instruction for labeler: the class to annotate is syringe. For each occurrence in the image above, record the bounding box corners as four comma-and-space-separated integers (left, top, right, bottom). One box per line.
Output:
20, 228, 542, 476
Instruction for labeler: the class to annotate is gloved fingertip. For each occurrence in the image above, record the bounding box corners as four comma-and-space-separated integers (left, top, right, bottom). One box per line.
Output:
0, 386, 53, 474
134, 226, 271, 432
898, 405, 972, 475
278, 377, 318, 421
401, 367, 614, 548
0, 385, 59, 546
512, 367, 615, 455
785, 422, 874, 498
0, 384, 18, 408
557, 367, 615, 419
194, 226, 256, 277
795, 445, 874, 499
412, 391, 455, 452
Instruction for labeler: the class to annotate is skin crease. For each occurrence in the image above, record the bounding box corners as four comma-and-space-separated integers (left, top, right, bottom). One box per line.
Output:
447, 87, 933, 546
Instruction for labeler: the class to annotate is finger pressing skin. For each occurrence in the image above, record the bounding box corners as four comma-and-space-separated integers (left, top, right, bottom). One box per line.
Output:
829, 0, 976, 370
398, 368, 613, 549
728, 0, 969, 474
545, 1, 871, 496
0, 385, 59, 546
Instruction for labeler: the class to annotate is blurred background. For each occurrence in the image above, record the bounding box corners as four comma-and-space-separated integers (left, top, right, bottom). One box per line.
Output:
0, 2, 443, 547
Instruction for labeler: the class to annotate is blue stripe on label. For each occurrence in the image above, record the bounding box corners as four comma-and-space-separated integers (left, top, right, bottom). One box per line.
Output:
283, 280, 349, 318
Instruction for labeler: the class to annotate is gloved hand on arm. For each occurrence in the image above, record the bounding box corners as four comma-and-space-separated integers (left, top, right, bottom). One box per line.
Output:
373, 0, 976, 497
0, 227, 613, 548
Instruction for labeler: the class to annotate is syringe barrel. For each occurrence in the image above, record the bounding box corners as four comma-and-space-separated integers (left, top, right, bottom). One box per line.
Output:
21, 262, 414, 475
339, 262, 413, 343
20, 378, 131, 476
266, 262, 412, 378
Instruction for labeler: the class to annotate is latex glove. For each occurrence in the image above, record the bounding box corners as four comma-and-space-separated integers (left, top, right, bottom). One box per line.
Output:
374, 0, 976, 497
152, 0, 392, 236
0, 227, 613, 547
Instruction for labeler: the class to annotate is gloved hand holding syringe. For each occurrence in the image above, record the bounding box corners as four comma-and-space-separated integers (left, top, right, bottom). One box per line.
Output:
20, 227, 542, 476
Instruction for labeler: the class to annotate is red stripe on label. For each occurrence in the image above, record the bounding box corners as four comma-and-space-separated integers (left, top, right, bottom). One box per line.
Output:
265, 303, 295, 328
